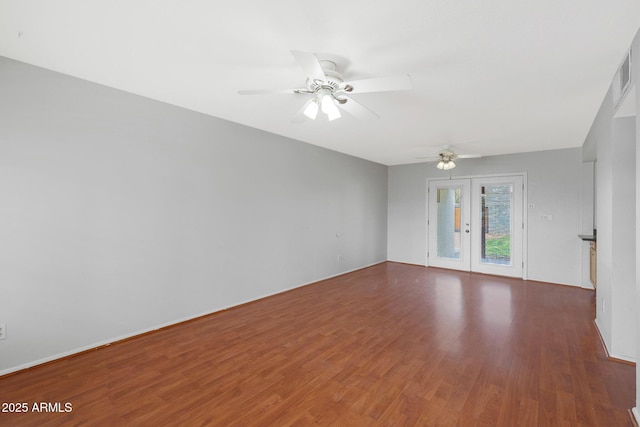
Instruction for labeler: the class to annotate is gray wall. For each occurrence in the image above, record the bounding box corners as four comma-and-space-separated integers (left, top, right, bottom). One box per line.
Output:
611, 116, 636, 361
582, 29, 639, 371
636, 34, 640, 415
388, 148, 583, 286
582, 38, 637, 364
0, 57, 388, 374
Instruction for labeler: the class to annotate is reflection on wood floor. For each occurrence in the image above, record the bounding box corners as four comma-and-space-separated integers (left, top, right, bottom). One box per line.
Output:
0, 262, 634, 426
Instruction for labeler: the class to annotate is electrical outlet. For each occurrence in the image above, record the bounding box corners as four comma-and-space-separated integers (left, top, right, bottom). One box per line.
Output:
602, 299, 605, 314
0, 323, 6, 340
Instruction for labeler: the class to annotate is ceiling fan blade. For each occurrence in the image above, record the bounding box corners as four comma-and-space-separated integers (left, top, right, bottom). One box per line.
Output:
291, 50, 326, 83
339, 96, 379, 120
291, 98, 315, 124
237, 88, 306, 95
344, 74, 413, 94
415, 156, 440, 161
458, 154, 482, 159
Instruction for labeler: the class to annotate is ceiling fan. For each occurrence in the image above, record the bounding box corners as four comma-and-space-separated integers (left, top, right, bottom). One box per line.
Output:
238, 50, 413, 122
416, 145, 482, 170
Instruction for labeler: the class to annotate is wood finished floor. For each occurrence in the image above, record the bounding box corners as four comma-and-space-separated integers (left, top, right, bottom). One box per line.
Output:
0, 262, 634, 426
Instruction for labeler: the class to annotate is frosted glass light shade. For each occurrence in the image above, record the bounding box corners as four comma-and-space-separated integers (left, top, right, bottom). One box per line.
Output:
304, 101, 319, 120
437, 160, 456, 170
320, 91, 341, 121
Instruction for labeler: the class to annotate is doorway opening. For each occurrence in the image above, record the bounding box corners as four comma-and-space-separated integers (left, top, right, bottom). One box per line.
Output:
427, 174, 526, 278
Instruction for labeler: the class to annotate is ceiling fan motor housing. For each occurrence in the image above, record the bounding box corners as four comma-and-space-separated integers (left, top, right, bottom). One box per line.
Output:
306, 60, 350, 102
440, 150, 458, 161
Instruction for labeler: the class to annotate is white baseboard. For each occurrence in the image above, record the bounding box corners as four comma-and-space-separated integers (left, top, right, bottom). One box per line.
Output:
609, 352, 637, 364
580, 281, 595, 290
631, 407, 640, 426
0, 260, 387, 377
594, 318, 636, 364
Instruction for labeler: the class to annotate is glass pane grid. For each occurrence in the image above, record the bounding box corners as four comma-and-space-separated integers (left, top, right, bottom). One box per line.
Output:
436, 187, 461, 259
480, 184, 512, 266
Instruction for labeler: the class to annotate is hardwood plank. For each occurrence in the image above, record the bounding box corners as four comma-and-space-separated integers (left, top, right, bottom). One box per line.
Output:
516, 397, 539, 426
0, 262, 634, 426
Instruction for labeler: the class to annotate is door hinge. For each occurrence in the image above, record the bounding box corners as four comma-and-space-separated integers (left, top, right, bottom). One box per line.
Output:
522, 261, 524, 268
522, 222, 525, 229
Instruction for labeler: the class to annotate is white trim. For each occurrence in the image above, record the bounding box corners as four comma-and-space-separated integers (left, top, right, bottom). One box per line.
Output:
609, 353, 637, 364
594, 317, 637, 363
0, 260, 386, 377
425, 182, 430, 266
632, 407, 640, 425
426, 172, 528, 279
522, 172, 528, 280
427, 178, 472, 271
470, 175, 524, 278
594, 317, 611, 355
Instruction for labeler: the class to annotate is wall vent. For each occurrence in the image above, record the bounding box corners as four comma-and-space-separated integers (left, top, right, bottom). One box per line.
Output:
613, 49, 632, 106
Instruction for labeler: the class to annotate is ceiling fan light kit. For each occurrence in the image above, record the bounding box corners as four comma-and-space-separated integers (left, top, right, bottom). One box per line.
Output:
303, 99, 319, 120
436, 159, 456, 170
436, 151, 457, 170
415, 146, 481, 171
318, 88, 341, 121
238, 50, 413, 122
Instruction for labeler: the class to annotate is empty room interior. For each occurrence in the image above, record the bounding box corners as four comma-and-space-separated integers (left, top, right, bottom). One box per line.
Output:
1, 2, 640, 426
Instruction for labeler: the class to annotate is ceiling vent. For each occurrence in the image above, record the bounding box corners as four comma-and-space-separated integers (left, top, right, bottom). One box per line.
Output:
613, 49, 632, 106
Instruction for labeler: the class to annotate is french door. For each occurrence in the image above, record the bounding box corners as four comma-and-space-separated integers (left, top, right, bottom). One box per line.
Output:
428, 175, 524, 278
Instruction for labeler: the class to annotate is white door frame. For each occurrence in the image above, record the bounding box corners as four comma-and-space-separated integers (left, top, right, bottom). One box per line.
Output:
426, 172, 528, 279
427, 178, 471, 271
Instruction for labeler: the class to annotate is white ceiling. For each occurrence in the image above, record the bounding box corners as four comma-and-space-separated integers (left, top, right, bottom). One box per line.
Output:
1, 1, 639, 165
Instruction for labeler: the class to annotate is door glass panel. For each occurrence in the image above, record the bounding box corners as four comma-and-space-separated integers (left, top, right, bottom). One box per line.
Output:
436, 187, 461, 259
480, 184, 512, 265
